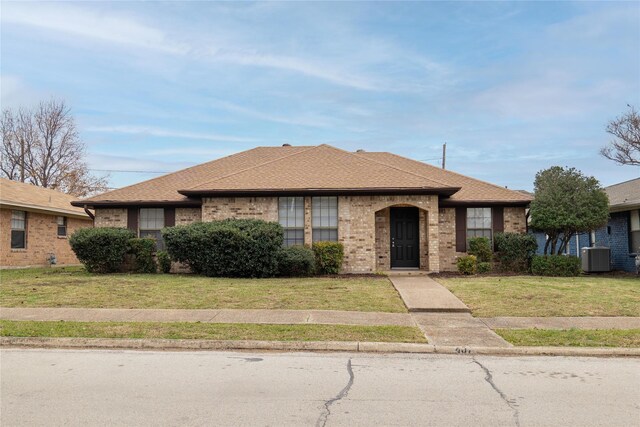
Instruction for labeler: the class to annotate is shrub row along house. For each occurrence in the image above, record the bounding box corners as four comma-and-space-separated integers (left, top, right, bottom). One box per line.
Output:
72, 145, 531, 273
0, 178, 93, 268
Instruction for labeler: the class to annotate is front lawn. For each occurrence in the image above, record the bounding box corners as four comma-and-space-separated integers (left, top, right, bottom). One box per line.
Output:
0, 267, 406, 313
437, 275, 640, 317
0, 320, 427, 343
496, 328, 640, 348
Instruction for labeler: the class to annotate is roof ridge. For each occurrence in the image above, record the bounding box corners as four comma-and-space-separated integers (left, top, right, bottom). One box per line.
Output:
606, 177, 640, 189
350, 149, 451, 188
182, 145, 320, 190
367, 151, 531, 199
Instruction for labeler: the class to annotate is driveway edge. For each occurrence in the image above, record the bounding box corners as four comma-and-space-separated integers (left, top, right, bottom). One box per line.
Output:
2, 337, 639, 357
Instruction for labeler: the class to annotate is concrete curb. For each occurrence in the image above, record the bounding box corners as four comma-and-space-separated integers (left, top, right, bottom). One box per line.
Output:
2, 337, 639, 357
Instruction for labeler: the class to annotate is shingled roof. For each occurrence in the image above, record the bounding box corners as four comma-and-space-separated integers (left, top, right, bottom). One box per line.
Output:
605, 177, 640, 212
0, 178, 91, 219
74, 144, 532, 207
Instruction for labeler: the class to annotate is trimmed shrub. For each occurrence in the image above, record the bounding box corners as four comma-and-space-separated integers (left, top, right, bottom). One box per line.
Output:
312, 241, 344, 275
468, 237, 493, 263
69, 227, 135, 273
128, 238, 157, 273
531, 255, 581, 277
456, 255, 477, 275
477, 262, 492, 274
277, 246, 316, 277
163, 219, 283, 277
157, 250, 172, 274
494, 232, 539, 273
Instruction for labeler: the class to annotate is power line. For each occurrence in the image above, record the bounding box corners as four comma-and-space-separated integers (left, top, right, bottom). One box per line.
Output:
418, 157, 442, 162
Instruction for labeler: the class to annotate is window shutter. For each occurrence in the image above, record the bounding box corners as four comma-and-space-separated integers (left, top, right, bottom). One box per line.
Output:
165, 208, 175, 227
455, 207, 467, 252
127, 208, 138, 234
493, 207, 504, 234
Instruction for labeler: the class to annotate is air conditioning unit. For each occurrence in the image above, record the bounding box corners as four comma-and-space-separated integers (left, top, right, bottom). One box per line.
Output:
581, 247, 610, 273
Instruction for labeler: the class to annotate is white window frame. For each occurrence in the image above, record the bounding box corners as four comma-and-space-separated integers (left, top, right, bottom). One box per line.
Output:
11, 210, 27, 249
139, 208, 165, 250
278, 197, 304, 246
312, 196, 338, 242
466, 207, 492, 244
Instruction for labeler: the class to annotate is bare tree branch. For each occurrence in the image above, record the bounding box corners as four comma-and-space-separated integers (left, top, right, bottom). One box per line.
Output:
601, 105, 640, 166
0, 99, 109, 197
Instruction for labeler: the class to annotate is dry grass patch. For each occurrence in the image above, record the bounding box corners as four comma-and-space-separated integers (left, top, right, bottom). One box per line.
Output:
496, 328, 640, 347
0, 267, 406, 313
0, 320, 427, 343
437, 275, 640, 317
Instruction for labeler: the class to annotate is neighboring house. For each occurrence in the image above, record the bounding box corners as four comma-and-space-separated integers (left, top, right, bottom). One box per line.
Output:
532, 177, 640, 272
0, 178, 93, 268
72, 144, 531, 273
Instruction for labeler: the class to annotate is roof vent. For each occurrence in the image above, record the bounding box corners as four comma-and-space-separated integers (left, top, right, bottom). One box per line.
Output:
282, 143, 291, 147
356, 149, 365, 153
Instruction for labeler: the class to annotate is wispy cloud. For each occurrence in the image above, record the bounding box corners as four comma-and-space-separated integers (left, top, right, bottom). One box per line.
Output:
2, 2, 188, 54
211, 100, 334, 128
85, 125, 259, 143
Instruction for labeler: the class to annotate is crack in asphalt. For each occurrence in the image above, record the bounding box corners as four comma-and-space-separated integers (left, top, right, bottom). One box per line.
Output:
316, 358, 354, 427
473, 358, 520, 427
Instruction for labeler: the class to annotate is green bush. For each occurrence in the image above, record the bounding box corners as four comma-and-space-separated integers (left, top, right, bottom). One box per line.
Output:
531, 255, 581, 277
277, 246, 316, 276
456, 255, 477, 275
468, 237, 493, 263
128, 238, 157, 273
69, 227, 135, 273
494, 232, 539, 273
477, 262, 492, 274
163, 219, 283, 277
312, 241, 344, 275
157, 250, 172, 274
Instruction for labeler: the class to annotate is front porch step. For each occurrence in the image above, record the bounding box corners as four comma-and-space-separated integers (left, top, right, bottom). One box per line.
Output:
383, 270, 430, 277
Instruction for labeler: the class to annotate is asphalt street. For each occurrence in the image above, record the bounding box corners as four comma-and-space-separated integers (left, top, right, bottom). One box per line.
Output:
1, 349, 638, 426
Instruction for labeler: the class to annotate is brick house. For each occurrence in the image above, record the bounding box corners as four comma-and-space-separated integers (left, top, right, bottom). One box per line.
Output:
0, 178, 93, 268
533, 177, 640, 272
72, 145, 531, 273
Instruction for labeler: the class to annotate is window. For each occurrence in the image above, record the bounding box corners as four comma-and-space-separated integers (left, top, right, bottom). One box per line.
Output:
139, 208, 164, 250
466, 207, 492, 243
11, 210, 26, 249
312, 196, 338, 242
279, 197, 304, 246
57, 216, 67, 237
630, 209, 640, 254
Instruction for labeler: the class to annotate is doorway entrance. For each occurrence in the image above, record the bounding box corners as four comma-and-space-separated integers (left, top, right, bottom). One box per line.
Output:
390, 207, 420, 268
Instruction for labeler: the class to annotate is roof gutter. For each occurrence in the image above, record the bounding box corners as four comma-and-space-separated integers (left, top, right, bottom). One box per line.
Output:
83, 205, 95, 220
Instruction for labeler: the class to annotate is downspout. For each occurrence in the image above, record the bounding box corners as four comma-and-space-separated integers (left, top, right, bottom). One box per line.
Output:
576, 233, 580, 258
84, 205, 95, 220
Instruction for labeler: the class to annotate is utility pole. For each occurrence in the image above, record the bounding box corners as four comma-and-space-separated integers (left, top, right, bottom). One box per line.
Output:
442, 143, 446, 169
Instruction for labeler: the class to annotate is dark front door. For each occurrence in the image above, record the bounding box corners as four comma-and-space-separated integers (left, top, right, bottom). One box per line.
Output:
390, 207, 419, 268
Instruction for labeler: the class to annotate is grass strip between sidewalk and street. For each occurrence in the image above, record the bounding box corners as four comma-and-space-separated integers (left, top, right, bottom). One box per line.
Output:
437, 275, 640, 317
495, 328, 640, 348
0, 320, 427, 343
0, 267, 406, 313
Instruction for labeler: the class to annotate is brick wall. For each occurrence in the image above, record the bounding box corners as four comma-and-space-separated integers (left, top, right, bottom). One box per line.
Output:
439, 206, 529, 272
339, 195, 439, 273
176, 207, 201, 225
202, 197, 278, 222
504, 207, 527, 233
438, 207, 466, 272
94, 208, 127, 227
0, 208, 92, 268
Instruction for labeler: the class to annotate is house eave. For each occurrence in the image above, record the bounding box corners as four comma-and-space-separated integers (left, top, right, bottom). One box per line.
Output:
439, 199, 532, 207
177, 187, 462, 197
71, 200, 203, 209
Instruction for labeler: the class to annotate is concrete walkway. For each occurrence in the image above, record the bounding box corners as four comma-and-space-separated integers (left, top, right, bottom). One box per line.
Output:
412, 313, 512, 347
0, 307, 414, 327
388, 275, 470, 313
482, 317, 640, 330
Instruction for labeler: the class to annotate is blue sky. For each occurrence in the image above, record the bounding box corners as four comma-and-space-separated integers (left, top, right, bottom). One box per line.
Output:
2, 1, 639, 191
